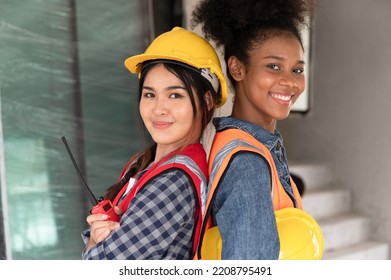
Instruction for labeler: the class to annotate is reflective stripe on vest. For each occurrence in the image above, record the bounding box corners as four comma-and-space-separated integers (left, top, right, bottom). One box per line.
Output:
208, 138, 276, 201
113, 145, 207, 259
195, 128, 303, 259
158, 154, 207, 213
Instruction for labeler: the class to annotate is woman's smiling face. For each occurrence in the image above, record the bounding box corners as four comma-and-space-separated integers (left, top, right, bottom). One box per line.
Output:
139, 64, 199, 154
232, 31, 305, 131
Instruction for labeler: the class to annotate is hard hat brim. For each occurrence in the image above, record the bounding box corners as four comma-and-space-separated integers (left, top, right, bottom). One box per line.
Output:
123, 27, 228, 107
125, 54, 201, 74
124, 54, 228, 107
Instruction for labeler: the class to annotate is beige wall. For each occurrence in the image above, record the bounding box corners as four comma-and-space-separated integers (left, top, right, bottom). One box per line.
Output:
183, 0, 391, 247
278, 0, 391, 245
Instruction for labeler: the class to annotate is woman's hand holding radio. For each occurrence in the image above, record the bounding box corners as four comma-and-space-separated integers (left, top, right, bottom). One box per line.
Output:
85, 206, 122, 251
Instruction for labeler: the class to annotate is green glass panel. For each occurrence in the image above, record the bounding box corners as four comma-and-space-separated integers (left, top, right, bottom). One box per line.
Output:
0, 0, 145, 259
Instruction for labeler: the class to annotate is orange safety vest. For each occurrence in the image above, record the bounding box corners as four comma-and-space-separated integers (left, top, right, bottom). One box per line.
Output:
195, 128, 303, 260
113, 144, 208, 259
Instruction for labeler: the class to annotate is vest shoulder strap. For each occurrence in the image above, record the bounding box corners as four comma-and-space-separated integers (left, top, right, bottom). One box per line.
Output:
114, 144, 207, 259
195, 128, 302, 259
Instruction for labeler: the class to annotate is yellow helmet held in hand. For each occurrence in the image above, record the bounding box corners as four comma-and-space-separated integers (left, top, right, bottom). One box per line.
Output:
200, 207, 324, 260
124, 26, 228, 107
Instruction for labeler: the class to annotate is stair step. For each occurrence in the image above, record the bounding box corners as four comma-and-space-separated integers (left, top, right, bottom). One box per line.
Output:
302, 187, 351, 220
319, 213, 371, 251
322, 241, 390, 260
290, 162, 389, 260
289, 162, 333, 191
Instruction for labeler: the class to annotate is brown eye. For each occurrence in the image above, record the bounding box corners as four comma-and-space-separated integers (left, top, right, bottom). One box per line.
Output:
142, 92, 154, 98
293, 68, 304, 74
169, 93, 183, 99
267, 64, 280, 71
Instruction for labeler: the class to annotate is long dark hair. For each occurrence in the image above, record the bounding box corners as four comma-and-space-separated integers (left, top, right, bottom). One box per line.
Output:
104, 60, 219, 201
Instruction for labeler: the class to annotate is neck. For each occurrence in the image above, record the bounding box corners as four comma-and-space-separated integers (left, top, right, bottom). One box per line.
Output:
231, 105, 276, 133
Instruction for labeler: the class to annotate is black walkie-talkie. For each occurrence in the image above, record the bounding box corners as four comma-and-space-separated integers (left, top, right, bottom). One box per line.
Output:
61, 136, 120, 222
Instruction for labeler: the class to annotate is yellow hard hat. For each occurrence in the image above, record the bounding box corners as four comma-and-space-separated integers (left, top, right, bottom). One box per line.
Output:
201, 226, 223, 260
276, 207, 324, 260
124, 26, 228, 107
200, 208, 324, 260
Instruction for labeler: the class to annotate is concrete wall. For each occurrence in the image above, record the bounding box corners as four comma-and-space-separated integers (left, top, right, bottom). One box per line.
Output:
278, 0, 391, 244
184, 0, 391, 245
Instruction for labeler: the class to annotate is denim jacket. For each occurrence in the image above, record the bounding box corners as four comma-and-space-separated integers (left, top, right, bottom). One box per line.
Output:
210, 116, 295, 259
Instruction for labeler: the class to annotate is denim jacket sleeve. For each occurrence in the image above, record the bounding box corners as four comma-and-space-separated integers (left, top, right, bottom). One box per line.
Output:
213, 151, 280, 259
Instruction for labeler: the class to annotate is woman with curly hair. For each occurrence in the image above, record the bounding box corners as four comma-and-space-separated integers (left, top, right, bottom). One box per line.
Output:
191, 0, 318, 259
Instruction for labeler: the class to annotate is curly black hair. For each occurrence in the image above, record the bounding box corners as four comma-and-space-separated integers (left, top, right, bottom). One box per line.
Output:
191, 0, 316, 85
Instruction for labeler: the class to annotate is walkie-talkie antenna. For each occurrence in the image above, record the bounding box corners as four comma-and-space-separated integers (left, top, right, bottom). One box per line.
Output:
61, 136, 98, 206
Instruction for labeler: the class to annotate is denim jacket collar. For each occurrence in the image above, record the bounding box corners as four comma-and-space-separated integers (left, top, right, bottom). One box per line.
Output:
213, 117, 283, 151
